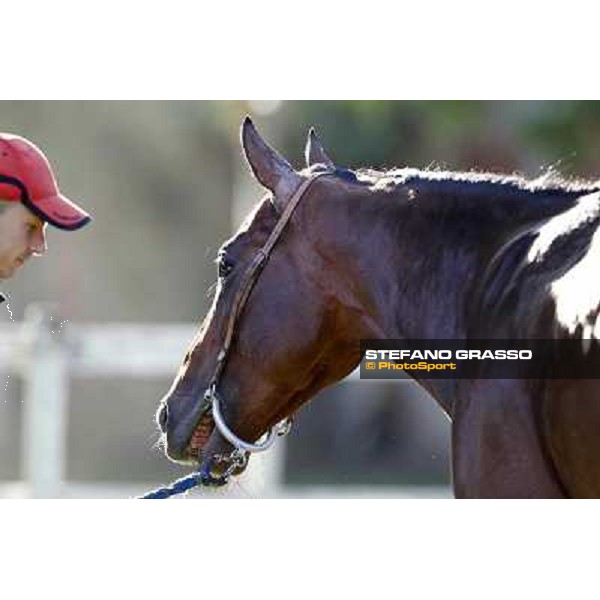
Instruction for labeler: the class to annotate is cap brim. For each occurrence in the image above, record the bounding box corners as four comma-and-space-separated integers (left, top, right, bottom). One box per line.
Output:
23, 193, 91, 231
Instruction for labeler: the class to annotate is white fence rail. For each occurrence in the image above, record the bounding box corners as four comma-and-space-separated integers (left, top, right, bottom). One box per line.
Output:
0, 304, 384, 499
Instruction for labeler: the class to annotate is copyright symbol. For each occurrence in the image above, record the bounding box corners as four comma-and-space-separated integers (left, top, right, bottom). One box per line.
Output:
365, 362, 376, 370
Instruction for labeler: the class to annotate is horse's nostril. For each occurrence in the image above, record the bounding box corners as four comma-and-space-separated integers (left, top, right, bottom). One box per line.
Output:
158, 404, 169, 432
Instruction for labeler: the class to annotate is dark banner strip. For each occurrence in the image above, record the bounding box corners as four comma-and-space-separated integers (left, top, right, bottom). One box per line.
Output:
360, 339, 600, 380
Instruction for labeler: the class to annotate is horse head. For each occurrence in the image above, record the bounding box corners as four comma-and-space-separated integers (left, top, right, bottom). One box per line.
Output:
156, 118, 376, 483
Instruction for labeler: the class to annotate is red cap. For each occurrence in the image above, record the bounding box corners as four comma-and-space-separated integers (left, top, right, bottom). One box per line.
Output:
0, 133, 91, 231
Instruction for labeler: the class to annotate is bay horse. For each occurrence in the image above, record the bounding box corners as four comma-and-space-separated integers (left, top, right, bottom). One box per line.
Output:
157, 116, 600, 498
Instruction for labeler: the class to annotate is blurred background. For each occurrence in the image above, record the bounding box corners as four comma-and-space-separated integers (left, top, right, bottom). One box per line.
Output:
0, 100, 598, 498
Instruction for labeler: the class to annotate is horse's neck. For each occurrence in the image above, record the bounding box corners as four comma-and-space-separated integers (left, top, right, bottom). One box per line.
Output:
336, 187, 579, 414
359, 188, 579, 340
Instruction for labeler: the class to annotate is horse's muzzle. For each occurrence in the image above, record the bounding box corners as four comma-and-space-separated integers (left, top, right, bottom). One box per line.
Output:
159, 391, 214, 462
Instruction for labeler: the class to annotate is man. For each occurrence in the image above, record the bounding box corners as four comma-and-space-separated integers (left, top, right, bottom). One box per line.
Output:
0, 133, 90, 297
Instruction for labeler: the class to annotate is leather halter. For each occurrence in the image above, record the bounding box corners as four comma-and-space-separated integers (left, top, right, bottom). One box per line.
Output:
201, 171, 332, 472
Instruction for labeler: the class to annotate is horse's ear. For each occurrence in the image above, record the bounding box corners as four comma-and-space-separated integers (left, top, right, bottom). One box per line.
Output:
305, 127, 334, 168
241, 116, 302, 203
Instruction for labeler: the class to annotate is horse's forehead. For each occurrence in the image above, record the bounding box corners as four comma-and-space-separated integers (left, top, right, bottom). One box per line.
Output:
221, 198, 274, 253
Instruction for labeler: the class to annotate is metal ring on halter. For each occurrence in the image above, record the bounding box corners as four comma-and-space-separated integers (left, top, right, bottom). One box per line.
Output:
204, 384, 292, 453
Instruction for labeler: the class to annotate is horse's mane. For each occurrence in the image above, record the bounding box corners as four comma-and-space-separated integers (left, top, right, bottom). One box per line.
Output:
353, 165, 600, 198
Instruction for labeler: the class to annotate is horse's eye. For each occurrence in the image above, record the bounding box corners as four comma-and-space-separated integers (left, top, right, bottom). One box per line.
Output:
218, 258, 234, 279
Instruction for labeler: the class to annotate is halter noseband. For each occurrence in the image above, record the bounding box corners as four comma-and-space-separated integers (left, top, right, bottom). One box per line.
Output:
200, 171, 332, 480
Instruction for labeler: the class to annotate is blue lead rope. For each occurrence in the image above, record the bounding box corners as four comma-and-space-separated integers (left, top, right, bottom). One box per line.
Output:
138, 471, 205, 499
138, 468, 230, 499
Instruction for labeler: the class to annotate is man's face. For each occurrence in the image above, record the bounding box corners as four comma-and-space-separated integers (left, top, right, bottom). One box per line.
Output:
0, 203, 47, 279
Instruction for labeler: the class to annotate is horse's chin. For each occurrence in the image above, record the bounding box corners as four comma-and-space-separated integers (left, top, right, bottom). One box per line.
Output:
202, 428, 245, 473
184, 415, 249, 480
